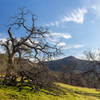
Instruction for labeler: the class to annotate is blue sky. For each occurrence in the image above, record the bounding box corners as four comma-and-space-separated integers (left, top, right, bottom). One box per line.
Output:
0, 0, 100, 58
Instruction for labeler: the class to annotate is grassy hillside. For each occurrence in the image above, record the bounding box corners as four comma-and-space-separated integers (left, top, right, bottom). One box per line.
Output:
0, 83, 100, 100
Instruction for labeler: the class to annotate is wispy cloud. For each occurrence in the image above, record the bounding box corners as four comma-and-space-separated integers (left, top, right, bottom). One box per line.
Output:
74, 53, 86, 59
91, 4, 100, 17
91, 5, 97, 10
62, 8, 87, 24
84, 0, 100, 18
57, 41, 84, 50
46, 32, 84, 50
45, 8, 87, 27
0, 32, 8, 37
0, 38, 6, 53
50, 32, 72, 39
45, 32, 72, 45
70, 44, 84, 49
45, 21, 60, 27
57, 42, 66, 47
63, 44, 84, 50
0, 38, 6, 42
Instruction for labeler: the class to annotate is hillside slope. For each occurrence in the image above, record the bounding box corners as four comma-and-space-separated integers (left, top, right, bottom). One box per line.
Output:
0, 83, 100, 100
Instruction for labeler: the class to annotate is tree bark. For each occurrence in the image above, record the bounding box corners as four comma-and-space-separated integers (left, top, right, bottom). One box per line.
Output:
4, 54, 17, 85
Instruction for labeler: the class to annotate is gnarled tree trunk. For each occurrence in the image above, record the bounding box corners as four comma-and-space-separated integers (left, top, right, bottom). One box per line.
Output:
4, 54, 17, 85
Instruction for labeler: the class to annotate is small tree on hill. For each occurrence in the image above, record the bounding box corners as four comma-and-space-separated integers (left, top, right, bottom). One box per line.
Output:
83, 49, 100, 88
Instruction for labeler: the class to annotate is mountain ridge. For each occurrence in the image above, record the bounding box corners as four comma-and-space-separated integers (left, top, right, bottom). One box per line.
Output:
45, 56, 93, 73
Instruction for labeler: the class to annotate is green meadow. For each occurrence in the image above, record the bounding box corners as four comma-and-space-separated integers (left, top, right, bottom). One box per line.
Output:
0, 83, 100, 100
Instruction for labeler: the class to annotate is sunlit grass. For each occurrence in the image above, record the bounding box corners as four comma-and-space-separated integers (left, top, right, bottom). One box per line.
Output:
0, 83, 100, 100
56, 83, 100, 100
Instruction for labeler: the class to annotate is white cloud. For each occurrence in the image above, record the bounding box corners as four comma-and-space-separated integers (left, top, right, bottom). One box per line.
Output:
91, 5, 97, 10
80, 0, 100, 23
0, 47, 5, 53
46, 32, 84, 50
0, 38, 5, 53
53, 41, 84, 52
57, 42, 66, 47
45, 8, 87, 27
45, 32, 71, 45
71, 44, 84, 49
63, 44, 84, 50
91, 5, 100, 17
0, 38, 6, 42
74, 53, 86, 60
0, 38, 7, 53
45, 22, 55, 27
55, 21, 60, 27
45, 21, 60, 27
50, 32, 72, 39
62, 8, 87, 24
84, 0, 100, 18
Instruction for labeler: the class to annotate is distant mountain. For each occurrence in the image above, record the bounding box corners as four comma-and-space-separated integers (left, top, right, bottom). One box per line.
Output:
45, 56, 100, 88
45, 56, 98, 74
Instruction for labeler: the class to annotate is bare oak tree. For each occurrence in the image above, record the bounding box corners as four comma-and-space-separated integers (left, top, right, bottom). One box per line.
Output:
0, 8, 61, 85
